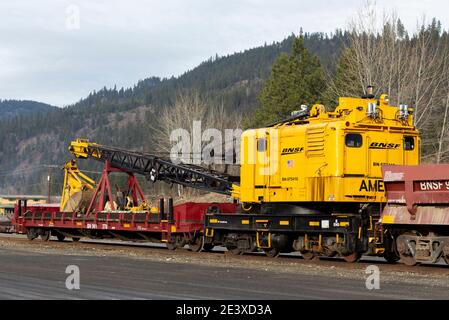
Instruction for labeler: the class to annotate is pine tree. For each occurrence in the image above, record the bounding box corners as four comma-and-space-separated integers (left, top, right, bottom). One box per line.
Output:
249, 36, 326, 127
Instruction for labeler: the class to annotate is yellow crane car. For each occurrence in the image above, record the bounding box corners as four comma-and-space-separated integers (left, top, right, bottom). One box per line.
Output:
205, 92, 420, 261
239, 93, 419, 209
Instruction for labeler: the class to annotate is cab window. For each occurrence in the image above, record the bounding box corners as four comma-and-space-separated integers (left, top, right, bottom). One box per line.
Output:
404, 137, 415, 150
257, 138, 267, 152
345, 134, 363, 148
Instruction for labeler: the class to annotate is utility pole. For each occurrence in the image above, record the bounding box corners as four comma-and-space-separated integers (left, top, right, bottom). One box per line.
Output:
45, 165, 60, 204
47, 167, 51, 204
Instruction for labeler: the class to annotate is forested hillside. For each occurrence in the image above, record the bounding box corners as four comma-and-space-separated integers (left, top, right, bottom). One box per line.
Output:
2, 17, 448, 197
0, 32, 348, 194
0, 100, 56, 120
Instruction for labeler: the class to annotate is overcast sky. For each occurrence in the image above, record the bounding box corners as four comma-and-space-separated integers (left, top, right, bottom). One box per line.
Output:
0, 0, 447, 107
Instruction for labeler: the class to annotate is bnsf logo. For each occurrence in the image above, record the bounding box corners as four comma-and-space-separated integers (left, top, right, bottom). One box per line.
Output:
281, 147, 304, 155
369, 142, 400, 150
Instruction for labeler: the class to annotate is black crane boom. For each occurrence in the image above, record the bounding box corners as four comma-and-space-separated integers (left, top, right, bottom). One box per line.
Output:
69, 139, 238, 195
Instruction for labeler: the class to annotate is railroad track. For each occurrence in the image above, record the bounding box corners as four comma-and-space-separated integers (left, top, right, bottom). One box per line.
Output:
1, 233, 448, 277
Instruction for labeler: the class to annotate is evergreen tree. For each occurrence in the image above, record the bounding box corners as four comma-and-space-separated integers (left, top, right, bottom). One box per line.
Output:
249, 36, 327, 128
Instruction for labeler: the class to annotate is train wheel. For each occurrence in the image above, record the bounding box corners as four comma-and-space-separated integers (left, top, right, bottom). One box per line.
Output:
166, 235, 180, 250
40, 230, 51, 241
399, 254, 417, 266
166, 242, 177, 250
263, 248, 280, 258
26, 228, 38, 241
225, 245, 243, 255
444, 256, 449, 265
342, 252, 361, 263
56, 234, 66, 242
384, 251, 400, 264
202, 243, 214, 252
72, 237, 81, 242
400, 254, 417, 266
166, 235, 182, 250
383, 230, 400, 264
189, 237, 203, 252
397, 233, 418, 266
300, 251, 316, 260
324, 251, 337, 258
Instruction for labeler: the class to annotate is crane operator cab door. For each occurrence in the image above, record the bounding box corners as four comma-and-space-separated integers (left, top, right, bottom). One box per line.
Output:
403, 136, 418, 165
253, 130, 280, 203
343, 132, 366, 176
254, 135, 269, 202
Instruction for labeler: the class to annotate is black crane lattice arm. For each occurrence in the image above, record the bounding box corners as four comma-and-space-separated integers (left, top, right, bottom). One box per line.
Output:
69, 139, 238, 195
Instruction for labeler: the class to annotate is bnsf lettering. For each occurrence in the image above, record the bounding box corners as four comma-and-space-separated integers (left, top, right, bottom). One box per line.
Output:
359, 179, 385, 192
419, 181, 449, 191
281, 147, 304, 155
369, 142, 400, 150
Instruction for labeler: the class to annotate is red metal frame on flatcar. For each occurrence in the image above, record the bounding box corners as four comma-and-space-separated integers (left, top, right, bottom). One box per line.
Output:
13, 201, 237, 243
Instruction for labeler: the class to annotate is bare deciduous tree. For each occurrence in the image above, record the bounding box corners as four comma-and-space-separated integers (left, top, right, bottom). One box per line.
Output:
152, 91, 242, 198
327, 2, 449, 162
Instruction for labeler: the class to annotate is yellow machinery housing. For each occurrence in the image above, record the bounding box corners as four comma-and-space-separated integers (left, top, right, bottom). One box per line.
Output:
60, 160, 96, 212
60, 159, 154, 214
239, 94, 420, 205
